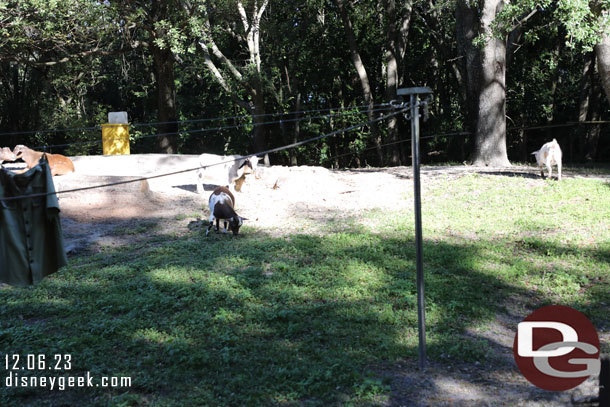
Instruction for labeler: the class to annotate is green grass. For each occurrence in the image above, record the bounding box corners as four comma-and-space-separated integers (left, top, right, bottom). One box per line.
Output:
1, 173, 608, 406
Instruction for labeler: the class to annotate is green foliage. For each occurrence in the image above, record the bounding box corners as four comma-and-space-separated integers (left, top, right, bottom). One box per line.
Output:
496, 0, 609, 50
0, 0, 116, 59
0, 0, 609, 162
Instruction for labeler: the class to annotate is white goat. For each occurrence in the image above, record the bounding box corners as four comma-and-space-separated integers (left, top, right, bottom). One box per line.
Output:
206, 186, 247, 236
196, 153, 258, 194
531, 139, 562, 181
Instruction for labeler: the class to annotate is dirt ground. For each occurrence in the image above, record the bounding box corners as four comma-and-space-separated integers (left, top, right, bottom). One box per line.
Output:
34, 157, 610, 406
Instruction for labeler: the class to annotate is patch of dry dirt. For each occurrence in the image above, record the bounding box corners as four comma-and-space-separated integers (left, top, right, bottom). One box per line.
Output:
56, 163, 422, 252
377, 357, 601, 407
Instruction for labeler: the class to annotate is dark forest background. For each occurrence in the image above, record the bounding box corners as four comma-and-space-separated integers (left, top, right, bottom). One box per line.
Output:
0, 0, 608, 167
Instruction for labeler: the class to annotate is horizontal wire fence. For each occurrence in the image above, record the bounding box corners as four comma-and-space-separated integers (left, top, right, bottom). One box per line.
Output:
2, 102, 607, 156
0, 103, 394, 139
28, 105, 398, 152
2, 103, 608, 202
2, 120, 607, 164
0, 105, 411, 202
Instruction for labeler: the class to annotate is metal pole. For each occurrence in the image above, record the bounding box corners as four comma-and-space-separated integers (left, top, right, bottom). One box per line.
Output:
600, 356, 609, 407
411, 93, 426, 370
398, 87, 432, 370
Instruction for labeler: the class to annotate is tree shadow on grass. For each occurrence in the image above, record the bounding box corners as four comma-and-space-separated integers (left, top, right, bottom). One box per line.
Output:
61, 216, 167, 255
0, 224, 607, 406
481, 170, 542, 180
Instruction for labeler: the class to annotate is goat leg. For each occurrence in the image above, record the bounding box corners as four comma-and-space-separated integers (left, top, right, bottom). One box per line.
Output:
206, 213, 217, 236
206, 220, 214, 236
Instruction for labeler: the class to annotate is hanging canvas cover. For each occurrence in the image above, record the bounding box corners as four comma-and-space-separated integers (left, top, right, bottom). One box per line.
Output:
0, 155, 68, 286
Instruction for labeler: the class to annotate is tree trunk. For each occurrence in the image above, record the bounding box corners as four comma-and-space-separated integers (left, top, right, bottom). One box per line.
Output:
384, 0, 412, 166
595, 30, 610, 105
239, 0, 269, 153
149, 0, 178, 154
191, 0, 269, 154
582, 53, 603, 161
384, 0, 400, 166
514, 73, 527, 162
471, 0, 511, 167
577, 53, 594, 161
291, 92, 301, 166
334, 0, 383, 166
456, 1, 480, 135
584, 80, 602, 162
280, 62, 300, 166
151, 45, 178, 153
547, 34, 564, 123
250, 77, 266, 153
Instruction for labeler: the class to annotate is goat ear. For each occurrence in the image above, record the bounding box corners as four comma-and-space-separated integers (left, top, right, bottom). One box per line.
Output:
241, 217, 248, 221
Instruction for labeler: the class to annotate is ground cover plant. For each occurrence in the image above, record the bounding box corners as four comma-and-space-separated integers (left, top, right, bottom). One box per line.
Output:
1, 173, 609, 406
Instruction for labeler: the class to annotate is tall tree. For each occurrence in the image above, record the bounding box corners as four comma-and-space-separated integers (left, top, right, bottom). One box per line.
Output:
457, 0, 546, 166
595, 31, 610, 103
333, 0, 384, 165
384, 0, 413, 165
455, 1, 480, 135
0, 0, 118, 65
456, 0, 512, 166
471, 0, 510, 166
184, 0, 270, 153
0, 0, 182, 153
566, 0, 610, 103
0, 0, 607, 164
150, 1, 179, 153
577, 52, 604, 161
0, 0, 125, 147
117, 0, 183, 153
498, 0, 610, 102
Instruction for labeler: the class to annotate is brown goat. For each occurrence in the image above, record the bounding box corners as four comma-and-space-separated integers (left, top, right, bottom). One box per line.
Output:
0, 147, 16, 164
13, 145, 75, 176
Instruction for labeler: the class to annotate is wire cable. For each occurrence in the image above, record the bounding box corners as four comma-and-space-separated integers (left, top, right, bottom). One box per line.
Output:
29, 105, 397, 151
0, 106, 409, 202
0, 103, 392, 138
130, 103, 393, 128
320, 131, 472, 165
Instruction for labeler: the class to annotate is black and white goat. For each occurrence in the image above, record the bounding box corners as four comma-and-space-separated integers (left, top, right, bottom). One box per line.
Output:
196, 153, 258, 194
206, 186, 247, 236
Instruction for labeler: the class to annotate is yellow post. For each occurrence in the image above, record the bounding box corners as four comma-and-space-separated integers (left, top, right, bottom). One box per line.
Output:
101, 123, 130, 155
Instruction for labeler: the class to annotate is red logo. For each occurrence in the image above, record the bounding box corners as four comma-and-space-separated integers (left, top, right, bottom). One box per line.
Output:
513, 305, 600, 391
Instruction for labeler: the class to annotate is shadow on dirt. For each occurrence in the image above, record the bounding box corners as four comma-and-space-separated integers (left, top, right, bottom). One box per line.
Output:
172, 183, 221, 193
